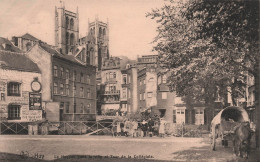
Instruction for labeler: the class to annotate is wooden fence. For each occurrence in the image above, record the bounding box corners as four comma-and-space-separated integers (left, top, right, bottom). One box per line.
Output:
0, 121, 114, 135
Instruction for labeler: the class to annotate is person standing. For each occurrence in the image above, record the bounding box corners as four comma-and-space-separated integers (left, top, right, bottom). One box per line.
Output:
148, 118, 154, 137
159, 118, 166, 137
116, 121, 121, 136
132, 120, 138, 137
141, 119, 148, 137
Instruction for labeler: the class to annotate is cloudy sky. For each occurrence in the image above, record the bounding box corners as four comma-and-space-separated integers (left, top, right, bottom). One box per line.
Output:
0, 0, 165, 59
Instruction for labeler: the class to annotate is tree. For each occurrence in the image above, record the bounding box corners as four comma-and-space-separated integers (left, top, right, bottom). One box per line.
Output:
147, 0, 259, 133
148, 0, 259, 147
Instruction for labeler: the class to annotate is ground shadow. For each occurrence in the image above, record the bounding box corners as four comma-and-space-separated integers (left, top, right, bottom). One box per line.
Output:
171, 145, 259, 162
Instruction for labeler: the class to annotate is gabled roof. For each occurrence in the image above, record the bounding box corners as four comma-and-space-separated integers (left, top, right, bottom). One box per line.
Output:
0, 50, 40, 73
20, 33, 39, 41
0, 37, 22, 52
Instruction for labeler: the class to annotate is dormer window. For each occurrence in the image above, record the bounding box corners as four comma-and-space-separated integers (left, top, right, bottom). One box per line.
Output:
26, 42, 32, 51
4, 44, 11, 51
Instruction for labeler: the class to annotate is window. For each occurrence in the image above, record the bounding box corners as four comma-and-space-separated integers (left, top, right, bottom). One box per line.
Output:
73, 86, 76, 96
66, 84, 69, 96
87, 88, 90, 98
123, 74, 127, 84
147, 92, 152, 98
86, 75, 90, 84
73, 102, 76, 113
70, 33, 74, 45
66, 69, 69, 79
162, 92, 167, 99
70, 18, 74, 29
113, 72, 116, 78
109, 72, 113, 79
26, 42, 32, 51
140, 93, 142, 100
60, 102, 64, 109
60, 83, 64, 95
122, 88, 127, 99
54, 65, 58, 77
80, 103, 84, 113
65, 102, 69, 113
8, 105, 20, 120
1, 93, 5, 101
80, 87, 84, 97
196, 109, 204, 114
109, 84, 116, 92
73, 71, 77, 81
143, 93, 146, 100
60, 67, 64, 78
66, 32, 69, 46
8, 82, 21, 96
80, 73, 84, 82
143, 79, 146, 85
66, 17, 69, 29
86, 104, 90, 113
140, 80, 142, 86
99, 27, 102, 37
54, 83, 58, 94
162, 75, 167, 83
103, 28, 106, 35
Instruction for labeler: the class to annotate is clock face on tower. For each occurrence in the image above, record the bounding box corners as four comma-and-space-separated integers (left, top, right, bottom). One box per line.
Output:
31, 78, 42, 92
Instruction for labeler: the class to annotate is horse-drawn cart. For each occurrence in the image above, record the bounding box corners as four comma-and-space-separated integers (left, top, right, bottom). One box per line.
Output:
210, 106, 250, 151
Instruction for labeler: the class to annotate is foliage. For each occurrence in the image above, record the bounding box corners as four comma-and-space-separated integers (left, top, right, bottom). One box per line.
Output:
147, 0, 259, 106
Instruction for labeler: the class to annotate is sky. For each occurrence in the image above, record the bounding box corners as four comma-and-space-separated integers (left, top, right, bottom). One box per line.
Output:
0, 0, 165, 59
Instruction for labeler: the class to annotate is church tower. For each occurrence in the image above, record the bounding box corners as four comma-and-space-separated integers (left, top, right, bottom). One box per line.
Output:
87, 17, 109, 70
55, 2, 79, 54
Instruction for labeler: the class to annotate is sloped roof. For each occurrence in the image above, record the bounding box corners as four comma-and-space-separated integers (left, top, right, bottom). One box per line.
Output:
117, 56, 136, 70
0, 37, 22, 52
20, 33, 39, 41
38, 42, 85, 66
0, 50, 40, 73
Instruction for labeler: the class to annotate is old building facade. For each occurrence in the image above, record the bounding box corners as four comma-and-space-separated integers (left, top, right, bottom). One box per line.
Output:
27, 41, 96, 121
0, 38, 43, 122
97, 56, 137, 115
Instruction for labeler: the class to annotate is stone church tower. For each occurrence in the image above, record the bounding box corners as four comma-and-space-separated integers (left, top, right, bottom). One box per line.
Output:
87, 17, 110, 70
55, 3, 79, 54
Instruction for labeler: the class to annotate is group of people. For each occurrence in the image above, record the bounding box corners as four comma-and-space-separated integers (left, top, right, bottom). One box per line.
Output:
112, 118, 167, 138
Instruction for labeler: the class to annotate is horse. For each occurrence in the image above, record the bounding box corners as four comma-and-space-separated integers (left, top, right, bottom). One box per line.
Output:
232, 122, 251, 159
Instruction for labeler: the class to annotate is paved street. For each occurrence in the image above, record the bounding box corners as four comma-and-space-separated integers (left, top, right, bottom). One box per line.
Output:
0, 135, 258, 162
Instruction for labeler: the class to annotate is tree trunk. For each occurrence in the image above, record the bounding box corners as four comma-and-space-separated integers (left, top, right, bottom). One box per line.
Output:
255, 57, 260, 149
256, 0, 260, 149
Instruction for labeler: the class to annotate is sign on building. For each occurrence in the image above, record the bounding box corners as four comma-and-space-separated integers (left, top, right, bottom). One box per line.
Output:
29, 92, 42, 110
